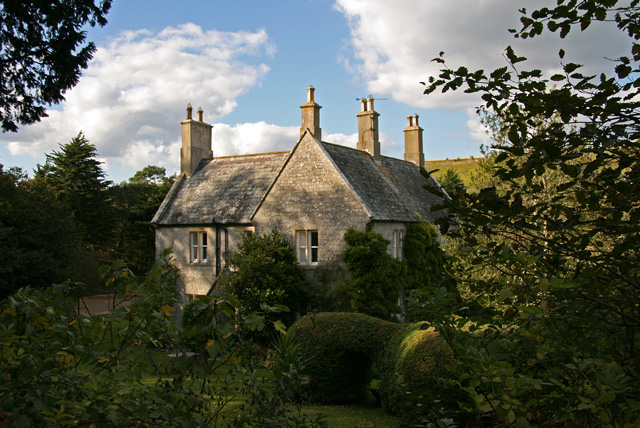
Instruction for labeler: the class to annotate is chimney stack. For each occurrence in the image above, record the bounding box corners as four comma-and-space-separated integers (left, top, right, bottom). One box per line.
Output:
357, 98, 381, 163
300, 86, 322, 140
181, 104, 213, 176
404, 114, 424, 168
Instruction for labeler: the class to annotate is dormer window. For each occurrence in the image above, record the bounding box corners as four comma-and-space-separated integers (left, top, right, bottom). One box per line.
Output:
189, 231, 208, 263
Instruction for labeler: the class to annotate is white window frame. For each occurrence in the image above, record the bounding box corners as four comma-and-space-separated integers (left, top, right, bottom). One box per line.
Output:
392, 230, 404, 259
189, 231, 208, 263
296, 230, 318, 266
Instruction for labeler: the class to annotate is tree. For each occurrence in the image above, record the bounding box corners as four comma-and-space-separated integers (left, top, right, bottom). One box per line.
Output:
341, 228, 402, 320
110, 166, 175, 275
0, 0, 112, 132
129, 165, 171, 185
438, 168, 465, 196
0, 164, 80, 299
224, 230, 309, 331
39, 132, 112, 247
419, 1, 640, 425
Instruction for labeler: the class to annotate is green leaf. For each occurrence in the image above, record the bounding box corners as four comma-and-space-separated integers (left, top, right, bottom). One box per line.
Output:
244, 313, 265, 331
272, 320, 287, 335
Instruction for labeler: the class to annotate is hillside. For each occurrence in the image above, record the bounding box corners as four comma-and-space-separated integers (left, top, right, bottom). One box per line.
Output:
425, 157, 481, 191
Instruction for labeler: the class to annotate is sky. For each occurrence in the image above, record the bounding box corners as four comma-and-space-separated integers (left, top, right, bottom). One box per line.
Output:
0, 0, 628, 183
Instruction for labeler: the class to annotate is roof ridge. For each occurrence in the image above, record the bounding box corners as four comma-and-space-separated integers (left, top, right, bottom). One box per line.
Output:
214, 151, 290, 160
320, 141, 415, 164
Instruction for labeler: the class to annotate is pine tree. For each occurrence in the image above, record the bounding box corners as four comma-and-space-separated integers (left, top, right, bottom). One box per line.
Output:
40, 132, 112, 248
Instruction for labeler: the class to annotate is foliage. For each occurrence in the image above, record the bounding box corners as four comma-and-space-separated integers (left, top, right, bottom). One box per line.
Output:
37, 132, 113, 248
224, 229, 309, 333
420, 1, 640, 425
235, 331, 327, 427
341, 228, 402, 320
0, 252, 325, 427
110, 166, 175, 276
291, 312, 399, 404
290, 311, 459, 424
0, 0, 112, 132
378, 324, 461, 427
438, 168, 465, 196
402, 223, 449, 293
0, 164, 80, 299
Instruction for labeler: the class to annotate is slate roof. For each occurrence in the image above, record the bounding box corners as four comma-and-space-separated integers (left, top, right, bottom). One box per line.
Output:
152, 152, 289, 225
153, 139, 444, 227
320, 142, 444, 222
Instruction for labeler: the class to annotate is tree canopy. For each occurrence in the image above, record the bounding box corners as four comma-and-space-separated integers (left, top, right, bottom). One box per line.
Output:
0, 164, 80, 299
419, 0, 640, 425
224, 230, 308, 331
110, 166, 175, 275
0, 0, 112, 132
38, 132, 112, 247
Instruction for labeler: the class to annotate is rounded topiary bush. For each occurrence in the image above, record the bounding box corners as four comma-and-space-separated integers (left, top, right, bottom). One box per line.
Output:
379, 323, 460, 419
291, 312, 461, 418
290, 312, 400, 403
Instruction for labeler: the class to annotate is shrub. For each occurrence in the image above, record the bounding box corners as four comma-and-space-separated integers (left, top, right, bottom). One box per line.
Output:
291, 312, 462, 421
341, 228, 402, 320
181, 294, 233, 352
224, 229, 308, 331
378, 324, 461, 424
290, 312, 399, 403
403, 223, 446, 291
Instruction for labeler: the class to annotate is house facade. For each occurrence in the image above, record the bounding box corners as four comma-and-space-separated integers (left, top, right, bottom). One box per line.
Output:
152, 87, 444, 302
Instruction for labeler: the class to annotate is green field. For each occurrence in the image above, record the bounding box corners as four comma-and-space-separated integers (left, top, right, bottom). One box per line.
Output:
425, 156, 482, 192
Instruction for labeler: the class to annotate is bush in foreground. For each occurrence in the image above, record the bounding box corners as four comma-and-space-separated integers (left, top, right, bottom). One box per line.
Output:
291, 312, 461, 423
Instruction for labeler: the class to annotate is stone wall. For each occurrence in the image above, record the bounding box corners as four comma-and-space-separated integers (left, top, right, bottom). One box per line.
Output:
155, 225, 254, 298
253, 133, 370, 281
371, 222, 407, 255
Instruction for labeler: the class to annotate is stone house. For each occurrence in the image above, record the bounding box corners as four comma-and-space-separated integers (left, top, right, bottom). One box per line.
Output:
152, 87, 444, 303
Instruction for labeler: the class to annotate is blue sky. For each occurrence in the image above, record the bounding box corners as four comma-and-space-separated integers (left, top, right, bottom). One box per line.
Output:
0, 0, 626, 182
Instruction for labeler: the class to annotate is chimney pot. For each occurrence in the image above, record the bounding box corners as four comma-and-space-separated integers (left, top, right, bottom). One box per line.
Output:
300, 86, 322, 140
181, 103, 213, 176
357, 98, 381, 162
404, 114, 424, 168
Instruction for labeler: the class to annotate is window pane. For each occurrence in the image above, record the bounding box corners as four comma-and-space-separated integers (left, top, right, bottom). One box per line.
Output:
310, 231, 318, 247
190, 232, 198, 262
296, 231, 307, 264
311, 247, 318, 264
297, 231, 307, 248
201, 232, 207, 246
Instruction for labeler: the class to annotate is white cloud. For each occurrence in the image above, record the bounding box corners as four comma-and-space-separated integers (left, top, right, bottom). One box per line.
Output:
335, 0, 628, 110
465, 108, 493, 150
2, 23, 274, 175
325, 132, 357, 149
211, 122, 298, 158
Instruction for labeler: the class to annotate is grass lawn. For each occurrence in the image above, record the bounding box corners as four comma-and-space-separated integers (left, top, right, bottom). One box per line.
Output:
303, 404, 400, 428
143, 350, 401, 427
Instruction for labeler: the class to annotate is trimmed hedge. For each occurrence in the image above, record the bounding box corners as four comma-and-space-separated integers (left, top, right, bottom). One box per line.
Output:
291, 312, 460, 416
378, 322, 460, 419
290, 312, 399, 403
